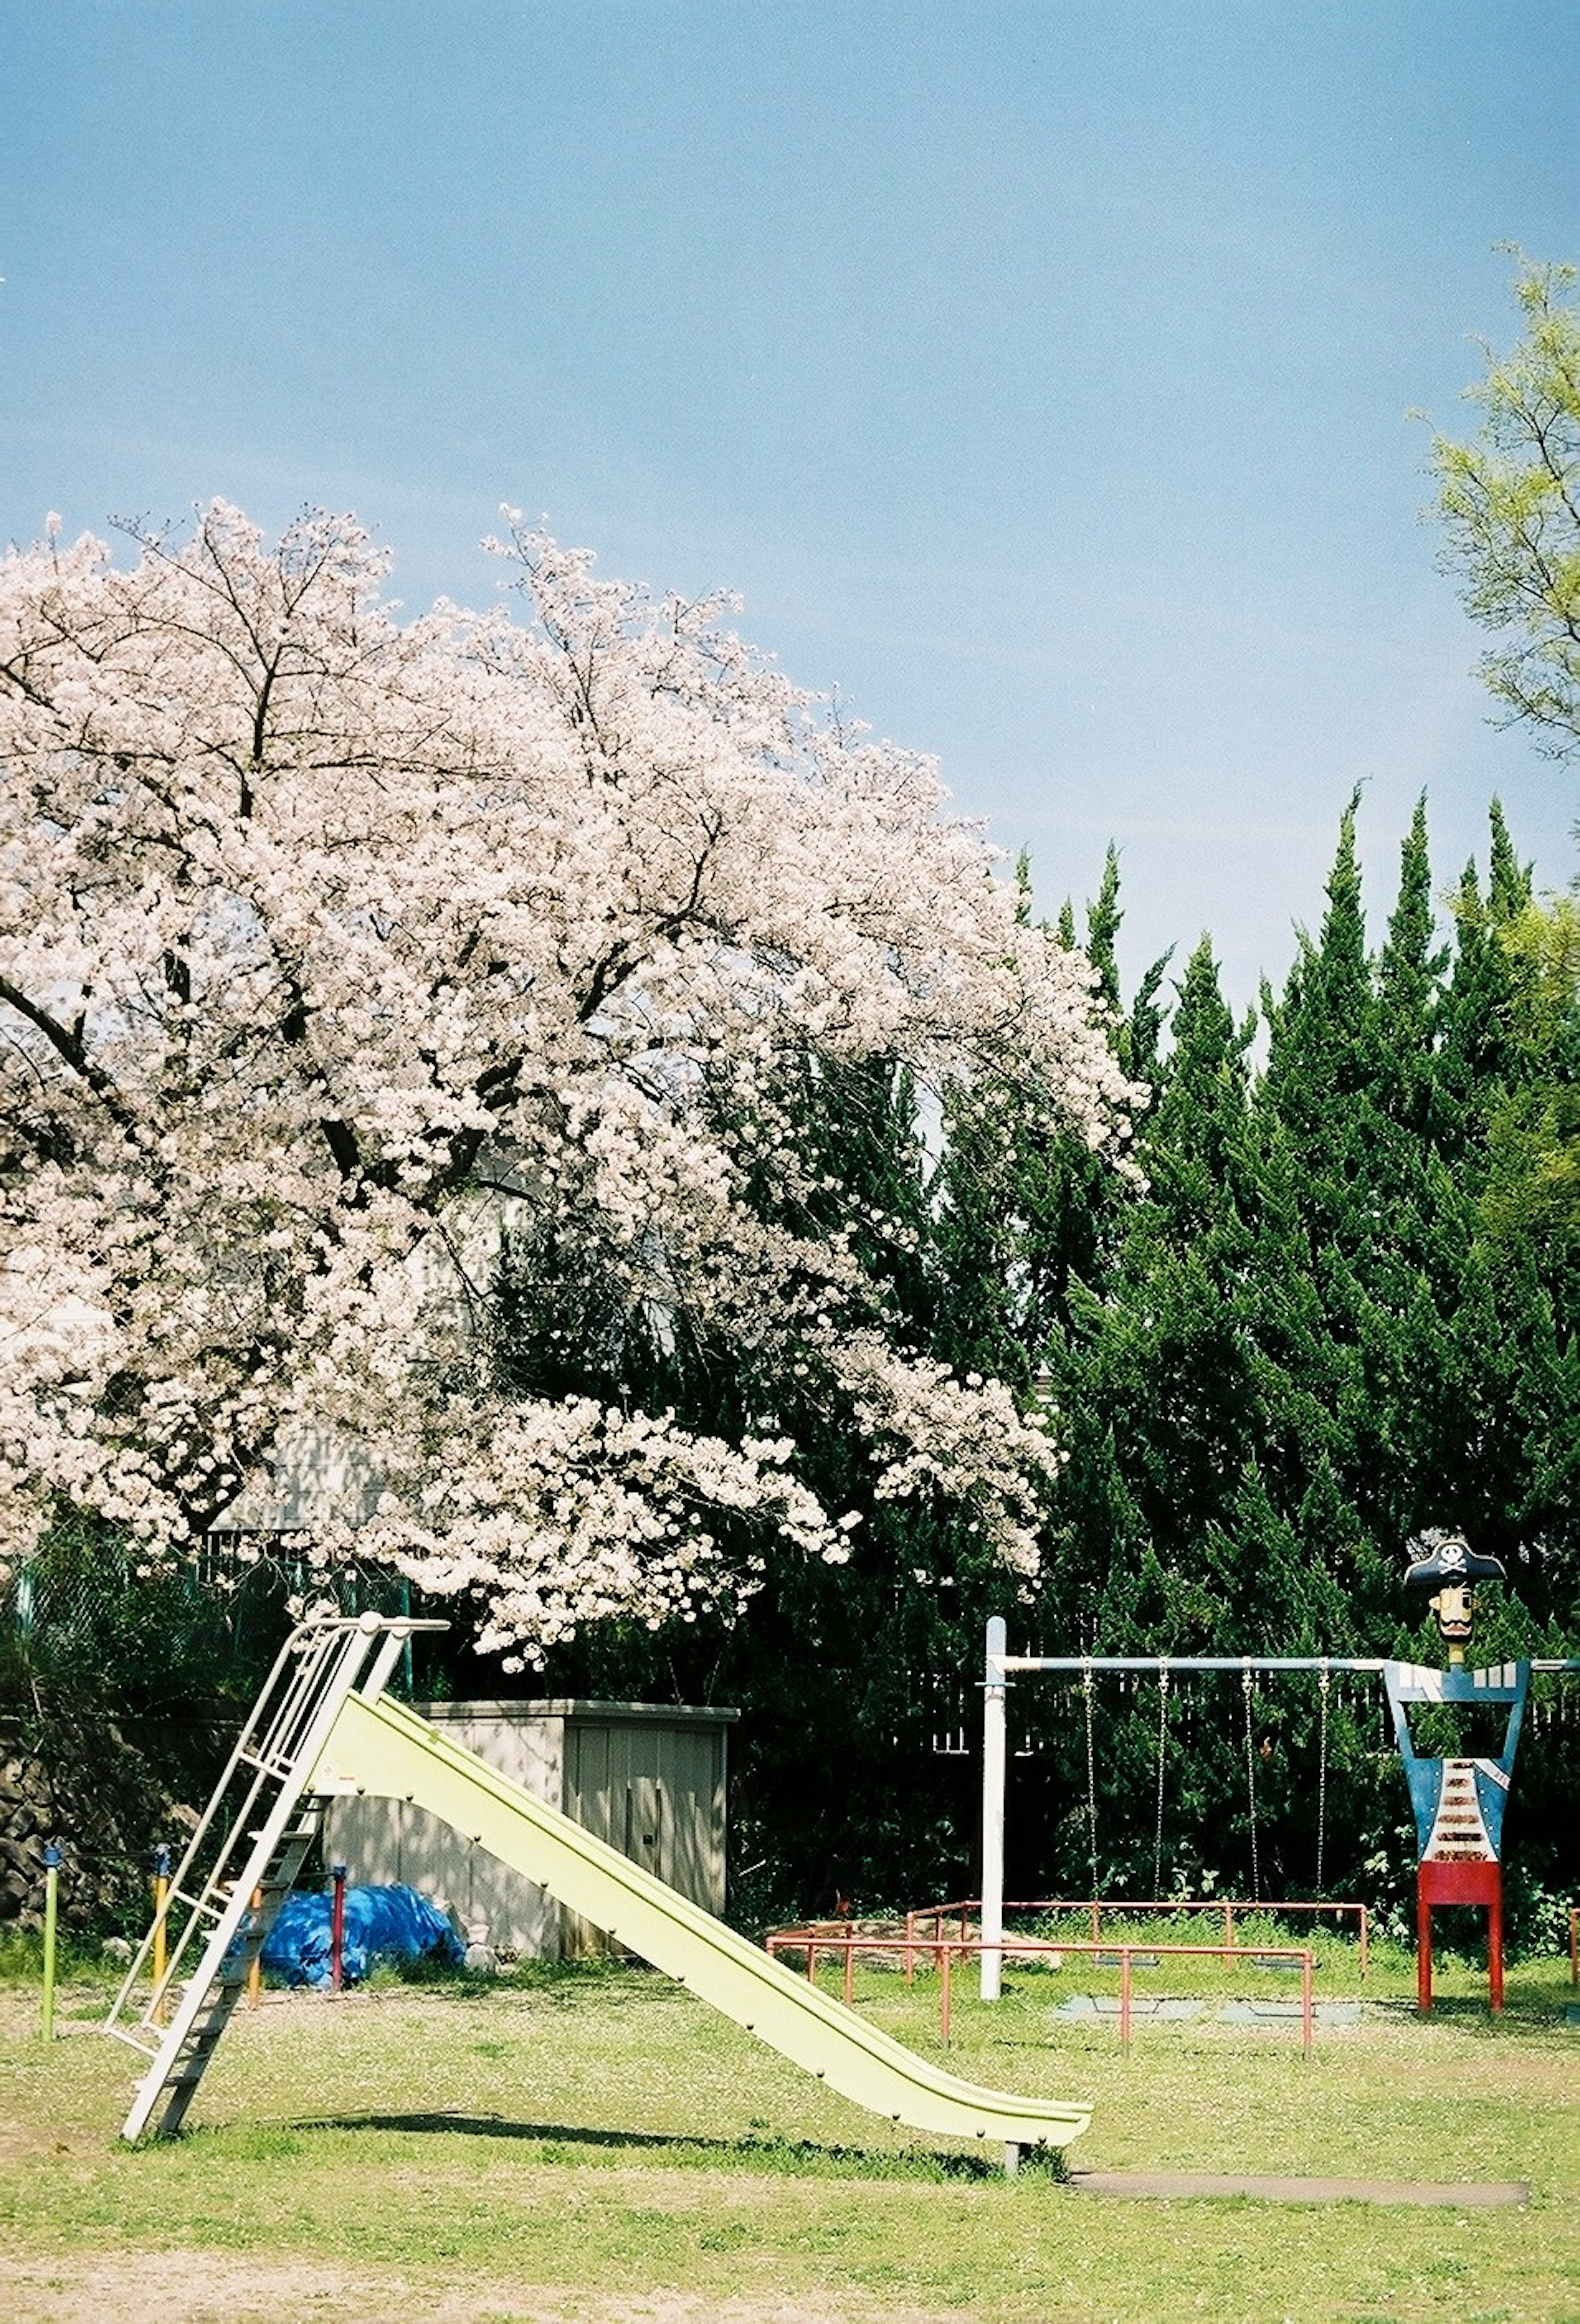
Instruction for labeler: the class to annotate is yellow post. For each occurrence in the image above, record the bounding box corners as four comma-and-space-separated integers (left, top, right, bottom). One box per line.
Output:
151, 1844, 170, 2023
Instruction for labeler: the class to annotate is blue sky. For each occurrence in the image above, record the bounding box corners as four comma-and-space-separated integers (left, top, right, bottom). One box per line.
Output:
4, 1, 1578, 1006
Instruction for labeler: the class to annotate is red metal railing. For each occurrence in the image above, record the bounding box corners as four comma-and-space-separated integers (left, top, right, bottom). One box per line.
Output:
329, 1862, 347, 1993
908, 1895, 1369, 1979
762, 1926, 1318, 2056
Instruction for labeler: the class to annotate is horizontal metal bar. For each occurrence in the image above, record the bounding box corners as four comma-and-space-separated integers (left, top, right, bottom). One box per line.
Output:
765, 1931, 1313, 1962
919, 1897, 1366, 1918
995, 1657, 1386, 1674
994, 1655, 1580, 1675
104, 2025, 159, 2058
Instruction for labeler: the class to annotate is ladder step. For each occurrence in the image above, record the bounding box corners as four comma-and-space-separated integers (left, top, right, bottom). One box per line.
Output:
236, 1875, 298, 1903
260, 1856, 314, 1886
185, 2031, 227, 2058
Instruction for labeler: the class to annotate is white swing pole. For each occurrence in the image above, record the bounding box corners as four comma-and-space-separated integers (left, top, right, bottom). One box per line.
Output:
981, 1615, 1008, 2001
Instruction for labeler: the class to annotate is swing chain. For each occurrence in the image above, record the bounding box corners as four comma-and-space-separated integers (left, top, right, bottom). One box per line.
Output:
1082, 1657, 1098, 1899
1241, 1664, 1261, 1906
1152, 1661, 1169, 1901
1316, 1661, 1330, 1898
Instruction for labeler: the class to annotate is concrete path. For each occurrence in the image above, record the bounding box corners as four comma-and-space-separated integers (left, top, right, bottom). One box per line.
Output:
1069, 2170, 1529, 2205
1053, 1994, 1362, 2023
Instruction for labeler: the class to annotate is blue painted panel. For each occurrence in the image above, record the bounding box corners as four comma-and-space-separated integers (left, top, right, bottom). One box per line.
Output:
1383, 1661, 1529, 1865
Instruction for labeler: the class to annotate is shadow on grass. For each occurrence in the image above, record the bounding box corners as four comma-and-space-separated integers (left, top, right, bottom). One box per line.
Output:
286, 2109, 1066, 2182
1364, 1994, 1576, 2037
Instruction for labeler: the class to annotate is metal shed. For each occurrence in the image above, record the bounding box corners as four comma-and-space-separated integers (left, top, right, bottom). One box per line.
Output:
323, 1698, 739, 1959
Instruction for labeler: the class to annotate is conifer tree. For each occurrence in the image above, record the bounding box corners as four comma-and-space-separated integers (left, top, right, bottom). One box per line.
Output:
497, 799, 1578, 1925
1374, 795, 1446, 1139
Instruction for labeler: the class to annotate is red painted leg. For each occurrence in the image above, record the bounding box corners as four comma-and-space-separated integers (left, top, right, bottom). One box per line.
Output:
1417, 1873, 1433, 2013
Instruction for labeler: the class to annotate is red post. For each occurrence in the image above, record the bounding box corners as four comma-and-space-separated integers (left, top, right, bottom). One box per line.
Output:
904, 1910, 915, 1987
1417, 1860, 1503, 2015
1119, 1947, 1132, 2055
940, 1941, 953, 2044
1300, 1950, 1313, 2057
843, 1927, 854, 2008
1359, 1904, 1369, 1982
330, 1862, 347, 1994
1224, 1901, 1234, 1961
1090, 1902, 1100, 1943
806, 1940, 817, 1985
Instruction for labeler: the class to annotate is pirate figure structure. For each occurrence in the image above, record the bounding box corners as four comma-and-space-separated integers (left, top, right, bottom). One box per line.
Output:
1386, 1533, 1525, 2011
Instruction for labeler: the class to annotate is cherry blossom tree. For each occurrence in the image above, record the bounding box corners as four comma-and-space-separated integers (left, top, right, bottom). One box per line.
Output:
0, 503, 1138, 1662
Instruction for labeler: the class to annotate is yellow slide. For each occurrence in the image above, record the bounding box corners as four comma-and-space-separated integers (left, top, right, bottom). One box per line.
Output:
312, 1690, 1091, 2155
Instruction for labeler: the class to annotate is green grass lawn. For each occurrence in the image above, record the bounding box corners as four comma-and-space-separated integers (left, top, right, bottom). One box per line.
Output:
0, 1932, 1576, 2322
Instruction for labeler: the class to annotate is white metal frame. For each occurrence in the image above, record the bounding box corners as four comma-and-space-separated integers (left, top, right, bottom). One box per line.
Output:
978, 1622, 1578, 1999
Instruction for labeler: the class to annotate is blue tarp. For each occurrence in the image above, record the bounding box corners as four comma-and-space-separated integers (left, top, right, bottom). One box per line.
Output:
258, 1883, 464, 1989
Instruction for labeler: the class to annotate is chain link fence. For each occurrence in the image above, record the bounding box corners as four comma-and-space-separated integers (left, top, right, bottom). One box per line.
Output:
2, 1523, 414, 1708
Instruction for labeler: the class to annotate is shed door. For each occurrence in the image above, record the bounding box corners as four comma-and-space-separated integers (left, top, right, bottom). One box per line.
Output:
624, 1776, 666, 1886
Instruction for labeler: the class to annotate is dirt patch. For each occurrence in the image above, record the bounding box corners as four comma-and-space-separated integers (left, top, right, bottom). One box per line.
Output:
0, 2118, 87, 2168
0, 2250, 952, 2324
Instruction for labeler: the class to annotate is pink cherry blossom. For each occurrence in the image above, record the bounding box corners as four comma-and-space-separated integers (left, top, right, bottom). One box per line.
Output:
0, 504, 1139, 1656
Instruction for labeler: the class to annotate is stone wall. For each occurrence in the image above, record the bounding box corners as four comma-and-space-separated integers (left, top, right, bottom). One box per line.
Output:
0, 1701, 241, 1933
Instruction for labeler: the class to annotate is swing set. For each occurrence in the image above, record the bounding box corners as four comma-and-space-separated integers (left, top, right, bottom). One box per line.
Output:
978, 1617, 1580, 2006
978, 1620, 1365, 1997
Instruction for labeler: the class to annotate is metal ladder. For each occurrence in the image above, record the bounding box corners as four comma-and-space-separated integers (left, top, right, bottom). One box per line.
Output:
104, 1612, 435, 2141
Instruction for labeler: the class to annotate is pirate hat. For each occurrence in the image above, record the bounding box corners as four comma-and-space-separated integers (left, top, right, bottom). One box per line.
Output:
1403, 1531, 1506, 1596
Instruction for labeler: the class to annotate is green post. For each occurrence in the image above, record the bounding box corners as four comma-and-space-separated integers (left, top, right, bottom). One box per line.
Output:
41, 1844, 61, 2041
